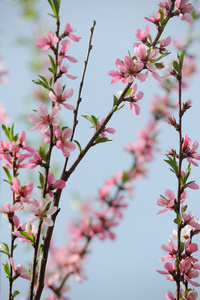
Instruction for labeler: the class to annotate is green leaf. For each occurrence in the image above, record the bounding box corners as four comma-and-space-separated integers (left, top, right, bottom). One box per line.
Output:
32, 79, 44, 86
47, 0, 60, 18
151, 52, 170, 63
45, 201, 51, 212
90, 115, 98, 127
3, 261, 10, 278
155, 63, 165, 69
180, 241, 185, 253
125, 88, 132, 96
39, 147, 46, 162
179, 50, 185, 73
173, 60, 179, 73
0, 243, 9, 256
12, 291, 20, 298
53, 0, 60, 15
2, 124, 11, 141
47, 0, 57, 17
10, 123, 14, 141
38, 172, 45, 189
40, 244, 44, 255
174, 212, 182, 225
164, 154, 178, 174
33, 76, 49, 89
13, 244, 18, 251
3, 167, 12, 184
122, 172, 129, 184
20, 231, 35, 245
48, 55, 56, 74
158, 8, 165, 26
74, 140, 82, 153
48, 67, 54, 74
38, 75, 49, 88
82, 115, 98, 127
175, 258, 180, 269
182, 205, 187, 213
113, 95, 118, 108
117, 104, 125, 111
95, 137, 112, 144
147, 33, 152, 44
49, 77, 53, 86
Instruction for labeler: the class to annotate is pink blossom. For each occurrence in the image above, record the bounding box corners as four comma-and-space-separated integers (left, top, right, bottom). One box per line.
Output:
28, 103, 59, 134
59, 63, 77, 79
58, 39, 77, 64
144, 11, 161, 25
134, 44, 161, 81
9, 257, 31, 280
107, 195, 127, 219
181, 171, 199, 189
126, 84, 144, 115
182, 56, 196, 79
179, 258, 200, 287
134, 24, 150, 46
104, 171, 122, 187
159, 36, 171, 52
93, 118, 116, 138
158, 1, 172, 15
0, 102, 10, 123
36, 31, 59, 51
0, 139, 10, 160
2, 152, 32, 170
150, 93, 177, 120
157, 189, 187, 214
182, 134, 200, 166
108, 56, 145, 84
28, 150, 44, 169
182, 209, 200, 230
0, 60, 9, 84
173, 37, 187, 51
185, 238, 198, 255
156, 262, 175, 281
47, 173, 66, 197
0, 202, 23, 215
92, 210, 118, 240
175, 0, 194, 23
55, 128, 76, 157
13, 222, 38, 245
11, 177, 33, 202
186, 291, 198, 300
25, 198, 57, 227
12, 131, 34, 154
64, 22, 81, 42
180, 284, 198, 299
166, 291, 175, 300
49, 81, 75, 110
160, 239, 178, 261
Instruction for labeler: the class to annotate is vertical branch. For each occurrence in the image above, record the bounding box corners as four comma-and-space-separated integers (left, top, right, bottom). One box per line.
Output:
176, 74, 182, 300
63, 20, 96, 173
29, 219, 43, 300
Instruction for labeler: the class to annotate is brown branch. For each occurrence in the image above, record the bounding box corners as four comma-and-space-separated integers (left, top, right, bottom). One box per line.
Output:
176, 74, 183, 300
63, 20, 96, 173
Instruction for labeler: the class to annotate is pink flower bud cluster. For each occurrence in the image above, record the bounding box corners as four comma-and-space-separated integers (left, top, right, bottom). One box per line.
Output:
157, 237, 200, 295
0, 131, 34, 171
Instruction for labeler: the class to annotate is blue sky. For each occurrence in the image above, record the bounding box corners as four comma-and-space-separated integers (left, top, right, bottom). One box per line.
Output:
0, 0, 200, 299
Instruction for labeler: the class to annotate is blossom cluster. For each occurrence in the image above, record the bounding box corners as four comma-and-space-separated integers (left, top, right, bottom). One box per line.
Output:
42, 95, 175, 298
0, 0, 198, 299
